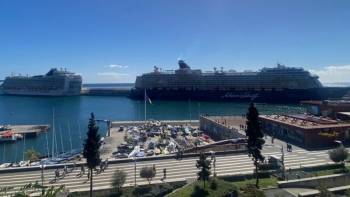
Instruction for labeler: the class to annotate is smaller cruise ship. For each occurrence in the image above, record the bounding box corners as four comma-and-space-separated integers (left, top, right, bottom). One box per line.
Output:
0, 68, 82, 96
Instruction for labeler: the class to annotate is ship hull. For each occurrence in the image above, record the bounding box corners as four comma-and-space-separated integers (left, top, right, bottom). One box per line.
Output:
1, 90, 80, 97
129, 87, 350, 103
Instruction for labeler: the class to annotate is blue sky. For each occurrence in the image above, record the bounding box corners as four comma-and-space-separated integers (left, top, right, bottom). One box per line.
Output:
0, 0, 349, 83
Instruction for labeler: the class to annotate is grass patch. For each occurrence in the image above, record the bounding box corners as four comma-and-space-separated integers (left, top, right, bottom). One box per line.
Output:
167, 179, 237, 197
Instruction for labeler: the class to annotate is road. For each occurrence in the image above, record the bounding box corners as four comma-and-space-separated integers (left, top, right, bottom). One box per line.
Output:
0, 142, 333, 196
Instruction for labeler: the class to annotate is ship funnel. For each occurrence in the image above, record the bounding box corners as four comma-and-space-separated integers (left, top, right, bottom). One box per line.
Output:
221, 67, 224, 72
214, 67, 217, 72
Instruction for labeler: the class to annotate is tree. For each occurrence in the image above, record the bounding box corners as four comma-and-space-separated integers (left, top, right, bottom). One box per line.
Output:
83, 113, 101, 197
24, 147, 41, 160
245, 101, 265, 188
140, 166, 156, 185
196, 152, 211, 188
328, 146, 349, 164
110, 169, 127, 192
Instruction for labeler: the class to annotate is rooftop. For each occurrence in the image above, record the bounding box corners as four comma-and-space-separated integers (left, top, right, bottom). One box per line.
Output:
259, 114, 350, 129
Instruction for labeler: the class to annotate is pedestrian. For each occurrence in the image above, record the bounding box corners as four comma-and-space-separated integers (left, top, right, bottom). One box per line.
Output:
290, 144, 293, 152
163, 168, 167, 178
73, 160, 76, 170
55, 169, 59, 180
153, 164, 156, 172
87, 170, 90, 180
100, 162, 104, 172
289, 167, 292, 174
64, 165, 69, 176
81, 165, 85, 175
105, 158, 108, 169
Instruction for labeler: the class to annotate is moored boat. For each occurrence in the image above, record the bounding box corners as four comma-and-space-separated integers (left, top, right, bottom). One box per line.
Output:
0, 131, 17, 143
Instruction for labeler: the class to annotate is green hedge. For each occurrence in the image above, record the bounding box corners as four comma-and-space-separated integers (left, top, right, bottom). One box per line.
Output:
302, 163, 344, 172
220, 174, 246, 182
219, 171, 270, 182
254, 171, 271, 178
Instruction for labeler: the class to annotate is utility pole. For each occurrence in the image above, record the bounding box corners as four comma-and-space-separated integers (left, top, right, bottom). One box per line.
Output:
189, 99, 192, 123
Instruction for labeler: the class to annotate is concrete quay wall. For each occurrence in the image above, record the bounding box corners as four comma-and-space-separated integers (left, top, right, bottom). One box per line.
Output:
1, 124, 50, 137
278, 173, 350, 189
111, 120, 199, 128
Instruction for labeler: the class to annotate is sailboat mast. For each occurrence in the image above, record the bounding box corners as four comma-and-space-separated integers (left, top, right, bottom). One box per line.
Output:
15, 143, 17, 163
78, 121, 82, 149
145, 89, 146, 124
43, 144, 46, 159
45, 125, 49, 158
22, 134, 26, 161
52, 108, 55, 158
3, 144, 5, 163
59, 124, 64, 153
55, 127, 58, 157
68, 123, 73, 150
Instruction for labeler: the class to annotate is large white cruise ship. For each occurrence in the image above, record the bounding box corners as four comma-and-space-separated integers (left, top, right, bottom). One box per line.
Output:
0, 68, 82, 96
129, 60, 350, 103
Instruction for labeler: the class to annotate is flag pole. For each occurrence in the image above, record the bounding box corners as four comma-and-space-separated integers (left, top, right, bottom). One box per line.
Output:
144, 89, 146, 124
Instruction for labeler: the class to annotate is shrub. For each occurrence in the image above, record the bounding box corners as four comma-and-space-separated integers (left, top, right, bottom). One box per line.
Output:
210, 178, 218, 190
220, 174, 246, 182
253, 171, 270, 178
110, 169, 127, 191
328, 146, 349, 164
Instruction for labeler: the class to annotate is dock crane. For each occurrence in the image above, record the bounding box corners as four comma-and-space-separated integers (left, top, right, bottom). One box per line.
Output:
96, 119, 111, 137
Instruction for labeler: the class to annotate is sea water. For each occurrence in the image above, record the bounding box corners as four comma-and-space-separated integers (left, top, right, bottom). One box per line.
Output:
0, 84, 306, 163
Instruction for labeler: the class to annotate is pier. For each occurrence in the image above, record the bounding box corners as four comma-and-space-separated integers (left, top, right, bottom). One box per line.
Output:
111, 120, 199, 128
6, 125, 50, 137
80, 87, 131, 96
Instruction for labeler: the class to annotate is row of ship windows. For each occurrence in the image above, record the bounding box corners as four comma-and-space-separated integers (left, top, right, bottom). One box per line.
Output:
2, 87, 81, 90
141, 82, 315, 86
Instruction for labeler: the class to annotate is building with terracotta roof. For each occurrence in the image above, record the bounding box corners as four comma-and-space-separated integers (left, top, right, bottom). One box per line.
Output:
259, 113, 350, 148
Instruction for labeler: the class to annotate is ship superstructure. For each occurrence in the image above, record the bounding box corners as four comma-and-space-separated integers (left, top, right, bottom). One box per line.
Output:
0, 68, 82, 96
129, 60, 350, 103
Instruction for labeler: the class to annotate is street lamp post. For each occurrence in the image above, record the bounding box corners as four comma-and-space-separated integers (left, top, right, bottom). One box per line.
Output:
210, 151, 216, 177
132, 157, 137, 187
137, 101, 140, 127
198, 103, 201, 116
39, 164, 46, 194
189, 99, 191, 123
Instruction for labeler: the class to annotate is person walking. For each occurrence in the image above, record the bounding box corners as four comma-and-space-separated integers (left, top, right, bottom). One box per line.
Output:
87, 170, 90, 181
64, 165, 69, 176
153, 164, 156, 173
80, 165, 85, 175
163, 168, 167, 178
73, 160, 76, 171
105, 158, 108, 169
55, 169, 59, 180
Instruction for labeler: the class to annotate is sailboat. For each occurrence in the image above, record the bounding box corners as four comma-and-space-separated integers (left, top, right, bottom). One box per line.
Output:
0, 144, 12, 168
40, 108, 67, 165
18, 133, 29, 167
